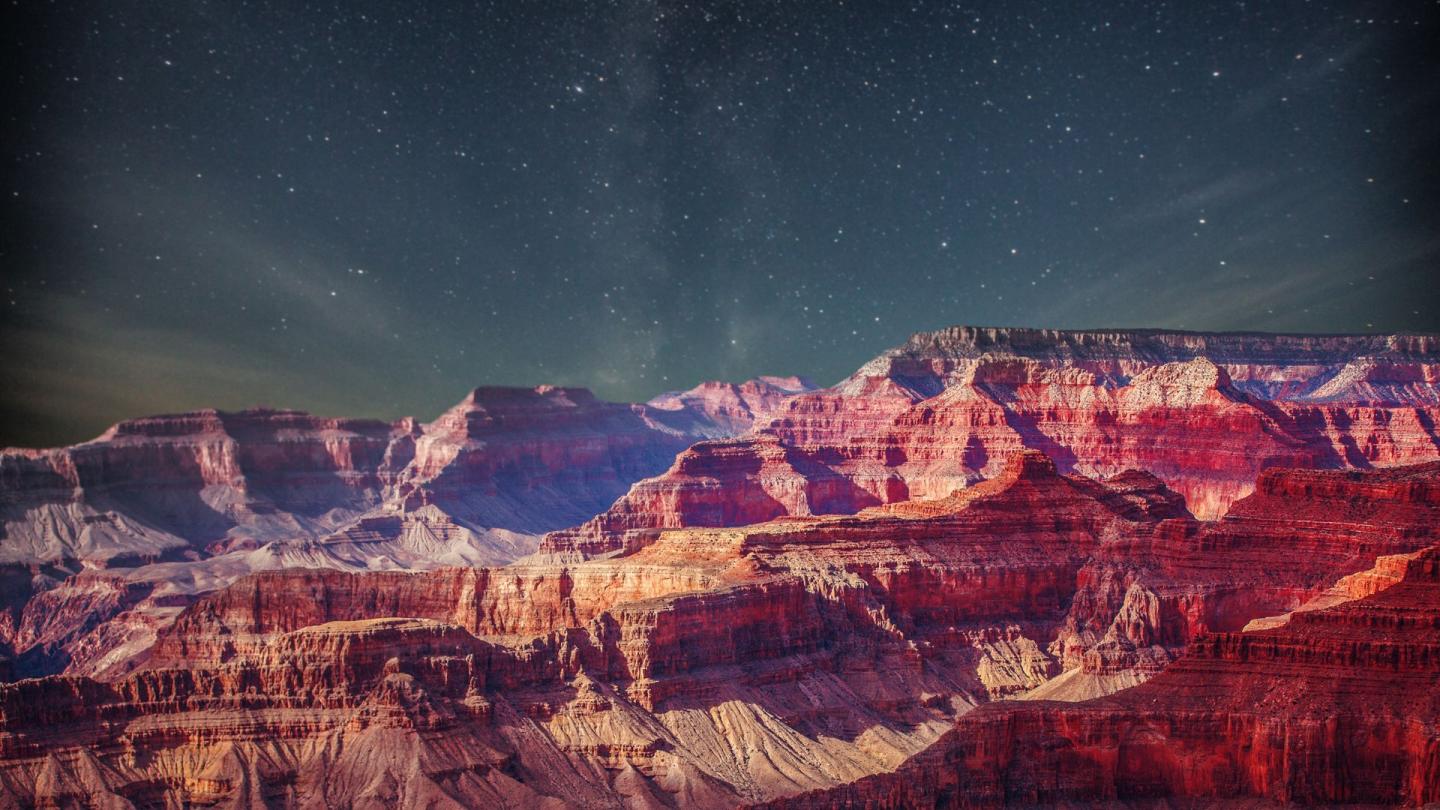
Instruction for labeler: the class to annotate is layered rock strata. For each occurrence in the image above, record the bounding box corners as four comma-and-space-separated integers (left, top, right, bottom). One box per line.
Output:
4, 459, 1437, 807
0, 380, 809, 680
764, 543, 1440, 808
545, 329, 1440, 561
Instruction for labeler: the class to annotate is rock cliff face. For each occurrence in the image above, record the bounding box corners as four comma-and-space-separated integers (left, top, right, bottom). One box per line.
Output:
4, 458, 1437, 807
0, 379, 807, 680
544, 329, 1440, 561
822, 329, 1440, 518
764, 542, 1440, 808
1042, 460, 1440, 696
2, 326, 1438, 807
0, 381, 806, 570
0, 409, 410, 567
388, 384, 786, 532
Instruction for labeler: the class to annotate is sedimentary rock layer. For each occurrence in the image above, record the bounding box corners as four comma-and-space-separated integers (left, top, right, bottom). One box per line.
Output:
1, 380, 804, 569
545, 328, 1440, 559
763, 543, 1440, 808
0, 379, 810, 680
5, 459, 1437, 807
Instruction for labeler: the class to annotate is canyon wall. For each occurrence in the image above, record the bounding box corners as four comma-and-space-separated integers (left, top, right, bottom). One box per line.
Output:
765, 543, 1440, 808
4, 458, 1437, 807
544, 329, 1440, 561
0, 378, 811, 680
2, 327, 1437, 805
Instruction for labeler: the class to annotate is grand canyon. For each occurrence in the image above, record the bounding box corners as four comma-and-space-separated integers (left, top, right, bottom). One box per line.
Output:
3, 326, 1439, 808
9, 0, 1439, 804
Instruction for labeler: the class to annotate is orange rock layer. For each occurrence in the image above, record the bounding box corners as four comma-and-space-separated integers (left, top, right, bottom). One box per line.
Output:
764, 545, 1440, 808
4, 458, 1439, 806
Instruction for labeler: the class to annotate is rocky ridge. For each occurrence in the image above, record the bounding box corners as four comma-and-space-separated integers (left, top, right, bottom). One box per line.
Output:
2, 326, 1439, 806
543, 328, 1440, 563
0, 378, 813, 680
3, 458, 1437, 807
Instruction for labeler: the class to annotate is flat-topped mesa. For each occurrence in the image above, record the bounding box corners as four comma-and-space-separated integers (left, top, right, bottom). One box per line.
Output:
406, 380, 673, 475
750, 374, 816, 393
2, 407, 408, 496
0, 408, 415, 567
858, 326, 1440, 416
422, 385, 607, 436
992, 448, 1057, 482
1243, 458, 1440, 512
762, 542, 1440, 810
828, 337, 1438, 516
900, 325, 1440, 365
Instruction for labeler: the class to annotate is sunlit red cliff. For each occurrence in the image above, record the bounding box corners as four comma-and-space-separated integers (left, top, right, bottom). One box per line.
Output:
1, 326, 1438, 807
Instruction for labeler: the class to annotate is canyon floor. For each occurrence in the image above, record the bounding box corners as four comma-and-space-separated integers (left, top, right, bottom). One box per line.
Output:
2, 326, 1438, 808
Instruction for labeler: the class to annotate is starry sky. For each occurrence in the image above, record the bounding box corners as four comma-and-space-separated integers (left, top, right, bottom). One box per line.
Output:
4, 1, 1438, 447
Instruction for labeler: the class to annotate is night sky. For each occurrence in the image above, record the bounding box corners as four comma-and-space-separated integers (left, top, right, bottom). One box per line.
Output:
4, 1, 1438, 447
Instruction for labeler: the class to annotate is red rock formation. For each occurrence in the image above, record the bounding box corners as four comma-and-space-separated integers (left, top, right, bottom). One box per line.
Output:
1, 380, 797, 571
540, 432, 881, 558
8, 458, 1436, 807
2, 327, 1438, 806
545, 328, 1440, 560
0, 569, 939, 806
144, 559, 725, 666
0, 381, 799, 680
837, 330, 1440, 516
0, 409, 411, 566
1051, 460, 1440, 685
764, 543, 1440, 808
393, 385, 696, 529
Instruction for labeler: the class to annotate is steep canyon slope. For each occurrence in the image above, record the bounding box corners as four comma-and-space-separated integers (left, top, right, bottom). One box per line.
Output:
1, 326, 1438, 807
766, 540, 1440, 808
3, 457, 1438, 807
0, 377, 813, 679
545, 328, 1440, 563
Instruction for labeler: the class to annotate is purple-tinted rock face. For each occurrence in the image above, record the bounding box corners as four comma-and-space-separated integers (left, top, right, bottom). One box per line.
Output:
0, 327, 1438, 808
0, 378, 811, 680
0, 378, 812, 567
